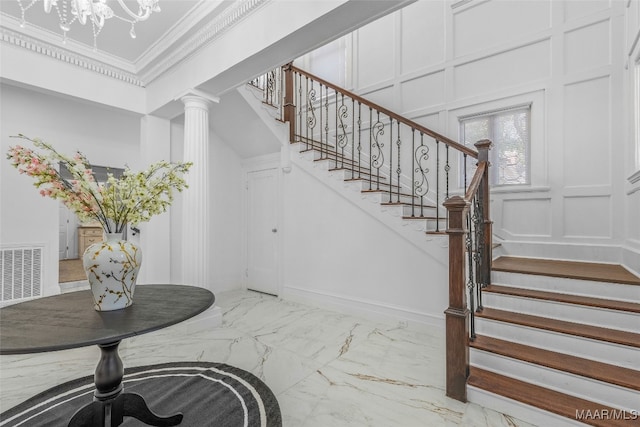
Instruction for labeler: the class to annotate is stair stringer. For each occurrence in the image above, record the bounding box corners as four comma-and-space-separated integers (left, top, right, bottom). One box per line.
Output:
237, 84, 450, 264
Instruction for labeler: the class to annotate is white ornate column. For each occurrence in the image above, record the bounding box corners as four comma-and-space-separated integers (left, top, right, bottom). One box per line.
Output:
180, 94, 214, 289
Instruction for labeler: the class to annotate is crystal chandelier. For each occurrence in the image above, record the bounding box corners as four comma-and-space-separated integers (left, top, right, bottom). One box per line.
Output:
16, 0, 161, 50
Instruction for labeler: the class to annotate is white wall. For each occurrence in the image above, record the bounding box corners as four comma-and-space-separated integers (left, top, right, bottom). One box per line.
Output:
280, 160, 448, 327
0, 83, 140, 296
342, 0, 636, 269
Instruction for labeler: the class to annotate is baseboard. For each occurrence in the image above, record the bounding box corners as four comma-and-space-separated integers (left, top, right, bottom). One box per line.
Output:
58, 280, 89, 294
281, 285, 444, 332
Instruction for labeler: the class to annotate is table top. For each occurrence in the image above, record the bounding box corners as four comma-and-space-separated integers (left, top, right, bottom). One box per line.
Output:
0, 285, 214, 355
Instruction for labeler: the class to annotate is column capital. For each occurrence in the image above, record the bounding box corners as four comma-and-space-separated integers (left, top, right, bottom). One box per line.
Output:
176, 89, 220, 110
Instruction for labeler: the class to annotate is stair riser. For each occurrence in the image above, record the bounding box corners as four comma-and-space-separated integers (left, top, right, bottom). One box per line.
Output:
491, 271, 640, 302
471, 349, 638, 411
381, 204, 437, 217
481, 293, 638, 332
467, 387, 584, 427
362, 191, 422, 203
475, 318, 639, 369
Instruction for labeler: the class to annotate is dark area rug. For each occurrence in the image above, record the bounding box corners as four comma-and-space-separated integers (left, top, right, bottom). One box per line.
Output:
0, 362, 282, 427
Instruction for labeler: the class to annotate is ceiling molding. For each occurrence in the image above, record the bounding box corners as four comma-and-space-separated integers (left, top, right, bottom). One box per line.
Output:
0, 27, 144, 87
1, 0, 269, 88
134, 0, 227, 68
139, 0, 270, 84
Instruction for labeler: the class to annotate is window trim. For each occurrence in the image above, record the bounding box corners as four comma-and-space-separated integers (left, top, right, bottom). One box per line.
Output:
460, 104, 532, 187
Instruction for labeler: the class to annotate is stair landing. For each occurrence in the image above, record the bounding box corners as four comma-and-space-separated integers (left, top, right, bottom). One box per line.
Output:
492, 256, 640, 285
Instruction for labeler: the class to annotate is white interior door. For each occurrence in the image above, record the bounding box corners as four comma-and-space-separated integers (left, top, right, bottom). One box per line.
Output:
247, 168, 279, 295
59, 203, 79, 260
59, 203, 69, 260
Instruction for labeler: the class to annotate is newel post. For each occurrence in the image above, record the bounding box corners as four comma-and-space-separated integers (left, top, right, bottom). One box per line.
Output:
283, 63, 296, 143
475, 139, 493, 288
444, 195, 470, 402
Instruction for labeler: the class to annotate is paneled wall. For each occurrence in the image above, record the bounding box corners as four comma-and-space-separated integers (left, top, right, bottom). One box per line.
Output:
339, 0, 634, 266
624, 0, 640, 272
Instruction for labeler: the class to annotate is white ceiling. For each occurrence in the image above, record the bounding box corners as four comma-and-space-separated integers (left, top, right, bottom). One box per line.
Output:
0, 0, 231, 64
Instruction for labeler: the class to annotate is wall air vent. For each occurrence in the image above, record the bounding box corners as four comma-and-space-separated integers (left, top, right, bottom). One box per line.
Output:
1, 247, 43, 302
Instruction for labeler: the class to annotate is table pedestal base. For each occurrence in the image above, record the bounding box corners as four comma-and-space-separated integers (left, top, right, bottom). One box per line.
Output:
68, 341, 183, 427
68, 392, 183, 427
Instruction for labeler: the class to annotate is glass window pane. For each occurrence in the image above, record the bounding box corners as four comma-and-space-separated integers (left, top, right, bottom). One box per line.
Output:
459, 106, 530, 187
493, 109, 529, 185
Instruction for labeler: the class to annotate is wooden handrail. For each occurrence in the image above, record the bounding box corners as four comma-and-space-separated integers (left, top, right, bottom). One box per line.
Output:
285, 63, 478, 158
464, 161, 487, 202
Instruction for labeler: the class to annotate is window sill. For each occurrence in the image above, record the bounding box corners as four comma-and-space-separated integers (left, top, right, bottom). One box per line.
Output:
490, 185, 551, 194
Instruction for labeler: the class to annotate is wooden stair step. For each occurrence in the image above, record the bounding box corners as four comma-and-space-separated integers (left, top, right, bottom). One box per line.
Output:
402, 215, 438, 220
468, 367, 639, 427
484, 284, 640, 313
345, 178, 402, 190
476, 308, 640, 348
329, 167, 386, 180
381, 201, 436, 209
493, 256, 640, 286
364, 189, 425, 200
470, 335, 640, 391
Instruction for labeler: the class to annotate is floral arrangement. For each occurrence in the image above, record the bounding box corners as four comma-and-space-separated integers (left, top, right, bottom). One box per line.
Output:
6, 134, 192, 234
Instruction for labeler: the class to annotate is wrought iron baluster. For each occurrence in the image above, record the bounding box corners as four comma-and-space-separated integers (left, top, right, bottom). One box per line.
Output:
414, 133, 429, 218
371, 111, 384, 191
297, 72, 302, 144
369, 108, 373, 190
464, 153, 468, 192
466, 209, 476, 341
411, 129, 415, 217
335, 89, 338, 169
351, 98, 355, 179
474, 192, 486, 312
324, 86, 329, 161
337, 93, 348, 170
436, 140, 440, 232
319, 83, 323, 158
396, 121, 401, 204
445, 145, 450, 200
389, 117, 393, 203
357, 102, 362, 179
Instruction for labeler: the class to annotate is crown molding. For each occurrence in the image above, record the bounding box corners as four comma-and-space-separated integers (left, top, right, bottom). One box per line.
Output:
0, 26, 144, 87
1, 0, 269, 88
134, 0, 227, 68
0, 12, 135, 72
138, 0, 270, 84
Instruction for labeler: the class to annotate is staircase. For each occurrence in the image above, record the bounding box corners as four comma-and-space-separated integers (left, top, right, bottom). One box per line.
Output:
469, 256, 640, 426
246, 65, 640, 426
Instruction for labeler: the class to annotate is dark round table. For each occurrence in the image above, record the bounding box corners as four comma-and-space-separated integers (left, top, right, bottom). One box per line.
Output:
0, 284, 215, 427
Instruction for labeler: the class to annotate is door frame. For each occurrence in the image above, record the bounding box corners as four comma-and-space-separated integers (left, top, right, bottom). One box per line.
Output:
241, 153, 282, 295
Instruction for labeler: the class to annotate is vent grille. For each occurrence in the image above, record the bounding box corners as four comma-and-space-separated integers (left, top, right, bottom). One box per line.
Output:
1, 247, 43, 302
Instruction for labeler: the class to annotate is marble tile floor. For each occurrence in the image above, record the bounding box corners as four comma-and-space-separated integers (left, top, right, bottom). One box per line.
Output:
0, 289, 537, 426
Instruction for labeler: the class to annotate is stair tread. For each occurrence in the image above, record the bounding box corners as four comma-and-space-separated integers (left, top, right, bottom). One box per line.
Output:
484, 284, 640, 313
402, 215, 439, 220
470, 335, 640, 391
381, 201, 436, 208
493, 256, 640, 286
468, 367, 640, 427
476, 308, 640, 348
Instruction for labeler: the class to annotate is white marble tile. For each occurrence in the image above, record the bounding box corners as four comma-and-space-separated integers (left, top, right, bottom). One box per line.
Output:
0, 289, 537, 426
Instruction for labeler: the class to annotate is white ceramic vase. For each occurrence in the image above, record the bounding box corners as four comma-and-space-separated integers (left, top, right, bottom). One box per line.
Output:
82, 232, 142, 311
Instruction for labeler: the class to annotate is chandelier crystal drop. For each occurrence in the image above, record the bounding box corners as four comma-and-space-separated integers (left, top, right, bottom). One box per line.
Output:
16, 0, 160, 51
